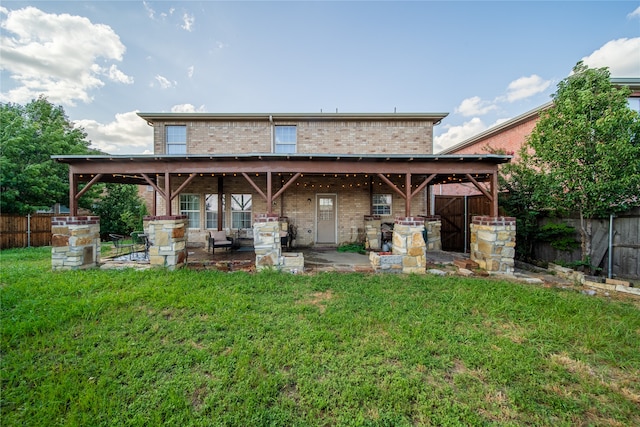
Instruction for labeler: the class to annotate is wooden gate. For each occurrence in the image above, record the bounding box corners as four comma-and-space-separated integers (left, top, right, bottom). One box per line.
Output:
435, 195, 491, 252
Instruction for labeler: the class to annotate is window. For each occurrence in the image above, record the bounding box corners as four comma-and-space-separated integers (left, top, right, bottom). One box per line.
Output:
205, 194, 225, 229
180, 194, 200, 228
166, 125, 187, 154
231, 194, 252, 229
372, 194, 392, 216
274, 125, 296, 153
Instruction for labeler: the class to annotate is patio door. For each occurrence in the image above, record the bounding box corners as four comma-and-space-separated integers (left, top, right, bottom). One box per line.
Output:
316, 194, 337, 243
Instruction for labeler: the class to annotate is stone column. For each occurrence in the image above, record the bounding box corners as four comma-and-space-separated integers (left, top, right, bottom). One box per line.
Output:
419, 215, 442, 251
470, 216, 516, 274
253, 213, 282, 271
51, 216, 100, 271
364, 215, 382, 251
144, 215, 188, 270
392, 217, 426, 274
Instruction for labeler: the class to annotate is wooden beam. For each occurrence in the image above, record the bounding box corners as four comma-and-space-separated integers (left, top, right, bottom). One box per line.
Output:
217, 177, 223, 230
171, 173, 198, 200
465, 173, 493, 203
75, 173, 103, 200
377, 173, 406, 199
241, 173, 267, 200
411, 173, 436, 198
141, 173, 166, 199
405, 172, 412, 215
267, 172, 273, 214
165, 172, 171, 216
272, 172, 301, 200
69, 171, 78, 216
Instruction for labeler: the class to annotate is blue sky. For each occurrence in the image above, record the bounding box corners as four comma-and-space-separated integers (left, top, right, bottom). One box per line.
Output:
1, 1, 639, 154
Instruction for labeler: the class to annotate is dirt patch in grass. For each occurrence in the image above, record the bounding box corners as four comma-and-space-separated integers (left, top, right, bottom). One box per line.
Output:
298, 290, 333, 313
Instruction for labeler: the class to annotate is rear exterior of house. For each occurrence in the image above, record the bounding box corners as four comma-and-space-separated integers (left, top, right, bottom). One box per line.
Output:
138, 113, 444, 247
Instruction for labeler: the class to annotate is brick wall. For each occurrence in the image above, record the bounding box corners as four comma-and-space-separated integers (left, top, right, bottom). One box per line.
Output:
153, 119, 434, 155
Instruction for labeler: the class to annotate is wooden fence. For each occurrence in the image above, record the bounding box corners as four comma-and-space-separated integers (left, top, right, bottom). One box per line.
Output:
0, 214, 61, 249
536, 208, 640, 280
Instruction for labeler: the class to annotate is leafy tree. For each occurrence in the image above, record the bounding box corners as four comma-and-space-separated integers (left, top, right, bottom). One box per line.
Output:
526, 62, 640, 269
92, 184, 148, 239
498, 147, 558, 261
0, 97, 98, 214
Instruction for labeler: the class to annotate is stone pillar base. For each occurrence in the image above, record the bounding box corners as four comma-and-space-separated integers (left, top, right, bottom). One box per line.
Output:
51, 216, 101, 270
419, 215, 442, 251
393, 217, 426, 274
254, 213, 282, 271
364, 215, 382, 251
470, 216, 516, 274
144, 216, 188, 270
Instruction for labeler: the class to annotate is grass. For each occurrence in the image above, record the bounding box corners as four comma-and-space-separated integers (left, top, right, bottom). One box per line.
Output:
1, 247, 639, 426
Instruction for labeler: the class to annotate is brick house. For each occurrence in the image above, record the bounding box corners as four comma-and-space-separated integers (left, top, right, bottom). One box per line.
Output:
53, 111, 520, 273
438, 77, 640, 196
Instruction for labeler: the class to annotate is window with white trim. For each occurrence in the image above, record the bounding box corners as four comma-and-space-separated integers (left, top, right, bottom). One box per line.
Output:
166, 125, 187, 154
231, 194, 252, 229
372, 194, 392, 216
274, 125, 297, 153
205, 194, 225, 229
180, 194, 200, 228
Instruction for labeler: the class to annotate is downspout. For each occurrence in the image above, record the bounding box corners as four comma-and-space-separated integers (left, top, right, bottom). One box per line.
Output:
269, 115, 274, 152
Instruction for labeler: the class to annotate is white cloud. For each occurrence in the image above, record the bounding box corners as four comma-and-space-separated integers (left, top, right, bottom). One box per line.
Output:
171, 104, 205, 113
187, 65, 194, 78
75, 111, 153, 155
581, 38, 640, 77
433, 117, 486, 153
142, 1, 155, 20
455, 96, 497, 116
505, 75, 551, 102
0, 6, 131, 106
154, 75, 175, 89
107, 64, 134, 84
181, 13, 194, 32
628, 6, 640, 19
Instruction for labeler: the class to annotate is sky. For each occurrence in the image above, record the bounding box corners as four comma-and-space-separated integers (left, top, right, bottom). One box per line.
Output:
1, 1, 639, 155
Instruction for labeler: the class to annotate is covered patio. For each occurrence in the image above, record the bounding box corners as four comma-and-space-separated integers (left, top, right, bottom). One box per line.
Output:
53, 153, 514, 273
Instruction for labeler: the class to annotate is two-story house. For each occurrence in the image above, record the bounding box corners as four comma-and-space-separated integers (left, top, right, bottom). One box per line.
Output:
55, 112, 511, 248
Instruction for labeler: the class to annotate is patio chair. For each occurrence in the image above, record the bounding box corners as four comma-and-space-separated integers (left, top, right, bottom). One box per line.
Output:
109, 233, 135, 259
130, 231, 150, 260
208, 230, 233, 254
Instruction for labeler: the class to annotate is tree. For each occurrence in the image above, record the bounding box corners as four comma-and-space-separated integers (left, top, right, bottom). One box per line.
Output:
526, 62, 640, 269
92, 184, 148, 239
0, 97, 98, 214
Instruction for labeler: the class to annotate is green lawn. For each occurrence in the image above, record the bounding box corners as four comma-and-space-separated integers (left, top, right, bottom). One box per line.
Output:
1, 247, 639, 426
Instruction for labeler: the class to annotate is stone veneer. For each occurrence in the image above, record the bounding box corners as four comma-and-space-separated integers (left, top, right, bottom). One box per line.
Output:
470, 216, 516, 274
253, 213, 282, 270
419, 215, 442, 251
51, 216, 101, 270
144, 215, 188, 270
392, 217, 427, 274
364, 215, 382, 251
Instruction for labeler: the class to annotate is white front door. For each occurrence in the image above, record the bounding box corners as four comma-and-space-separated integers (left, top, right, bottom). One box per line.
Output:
316, 194, 337, 243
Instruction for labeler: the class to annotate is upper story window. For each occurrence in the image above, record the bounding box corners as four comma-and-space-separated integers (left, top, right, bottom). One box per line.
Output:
166, 125, 187, 154
274, 125, 297, 154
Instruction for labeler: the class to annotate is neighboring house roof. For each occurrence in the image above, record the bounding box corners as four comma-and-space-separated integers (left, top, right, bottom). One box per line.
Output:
439, 102, 552, 155
442, 77, 640, 156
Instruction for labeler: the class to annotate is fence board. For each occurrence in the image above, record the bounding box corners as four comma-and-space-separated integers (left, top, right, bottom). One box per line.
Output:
0, 214, 58, 249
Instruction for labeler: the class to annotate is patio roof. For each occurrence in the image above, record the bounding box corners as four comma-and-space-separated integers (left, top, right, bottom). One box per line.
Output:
53, 153, 511, 217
